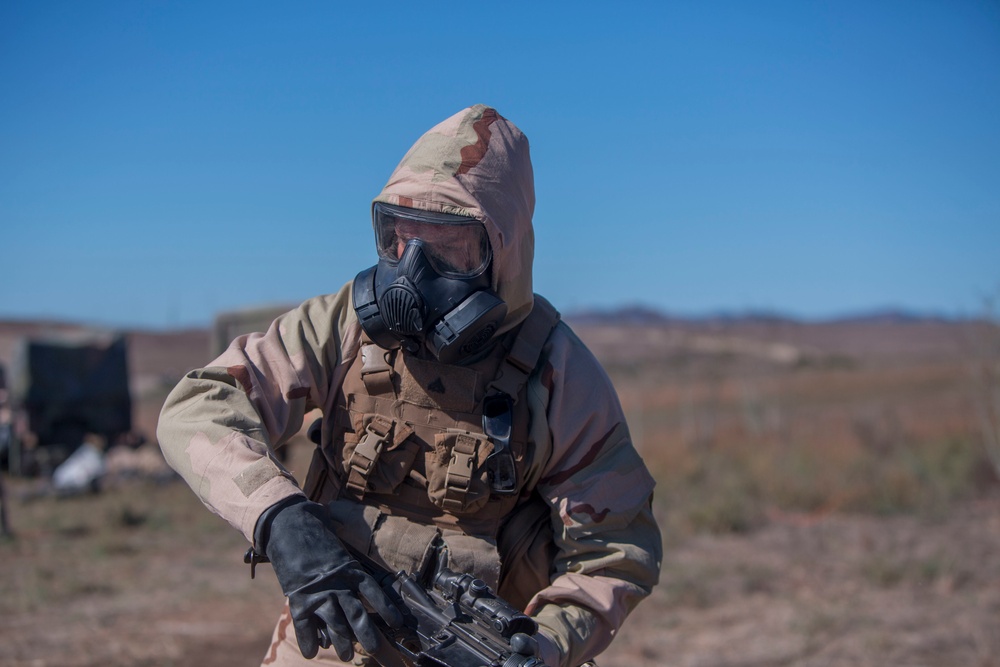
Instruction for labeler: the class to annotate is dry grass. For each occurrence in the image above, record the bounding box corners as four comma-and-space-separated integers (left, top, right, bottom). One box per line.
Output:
3, 315, 1000, 665
605, 348, 998, 537
0, 472, 285, 666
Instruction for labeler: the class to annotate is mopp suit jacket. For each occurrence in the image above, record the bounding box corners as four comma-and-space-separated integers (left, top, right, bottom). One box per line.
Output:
158, 105, 662, 667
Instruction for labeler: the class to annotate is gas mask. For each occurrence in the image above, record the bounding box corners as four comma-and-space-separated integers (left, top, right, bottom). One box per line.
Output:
353, 203, 507, 364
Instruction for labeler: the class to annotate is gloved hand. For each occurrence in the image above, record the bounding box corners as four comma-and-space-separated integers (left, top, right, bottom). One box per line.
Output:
256, 496, 405, 661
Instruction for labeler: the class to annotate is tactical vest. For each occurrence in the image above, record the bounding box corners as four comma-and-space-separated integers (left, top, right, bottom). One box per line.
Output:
302, 295, 560, 607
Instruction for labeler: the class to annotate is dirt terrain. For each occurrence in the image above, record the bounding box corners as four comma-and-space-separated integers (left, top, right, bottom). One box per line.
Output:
1, 313, 998, 666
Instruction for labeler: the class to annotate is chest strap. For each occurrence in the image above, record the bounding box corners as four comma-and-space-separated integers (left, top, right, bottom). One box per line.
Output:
486, 295, 561, 404
481, 296, 561, 495
360, 343, 395, 396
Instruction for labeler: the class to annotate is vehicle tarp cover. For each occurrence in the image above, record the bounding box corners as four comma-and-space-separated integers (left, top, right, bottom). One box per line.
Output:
10, 333, 132, 446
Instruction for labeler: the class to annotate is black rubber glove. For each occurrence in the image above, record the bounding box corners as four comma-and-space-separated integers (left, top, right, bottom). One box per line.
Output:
255, 496, 404, 661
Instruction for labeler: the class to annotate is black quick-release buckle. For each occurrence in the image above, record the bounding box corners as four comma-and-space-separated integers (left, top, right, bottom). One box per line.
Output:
483, 394, 517, 495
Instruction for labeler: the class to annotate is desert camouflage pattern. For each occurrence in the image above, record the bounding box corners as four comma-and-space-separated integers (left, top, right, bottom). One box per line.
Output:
372, 104, 535, 336
157, 105, 661, 667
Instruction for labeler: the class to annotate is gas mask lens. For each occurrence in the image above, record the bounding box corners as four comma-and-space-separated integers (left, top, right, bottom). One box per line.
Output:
354, 202, 507, 362
374, 203, 490, 277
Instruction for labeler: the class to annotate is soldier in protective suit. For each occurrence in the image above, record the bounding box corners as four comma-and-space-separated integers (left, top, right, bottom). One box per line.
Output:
157, 104, 662, 667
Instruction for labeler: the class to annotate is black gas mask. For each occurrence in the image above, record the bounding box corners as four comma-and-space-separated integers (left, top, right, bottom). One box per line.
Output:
353, 203, 507, 364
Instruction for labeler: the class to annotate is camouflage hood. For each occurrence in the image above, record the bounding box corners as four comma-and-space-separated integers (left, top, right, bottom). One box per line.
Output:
372, 104, 535, 335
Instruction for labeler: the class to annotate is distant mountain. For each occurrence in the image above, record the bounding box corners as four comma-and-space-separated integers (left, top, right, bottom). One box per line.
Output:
818, 308, 962, 325
565, 305, 681, 326
565, 305, 799, 326
564, 305, 968, 326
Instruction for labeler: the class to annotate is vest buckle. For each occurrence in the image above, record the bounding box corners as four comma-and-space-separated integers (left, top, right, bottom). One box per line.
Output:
346, 416, 395, 497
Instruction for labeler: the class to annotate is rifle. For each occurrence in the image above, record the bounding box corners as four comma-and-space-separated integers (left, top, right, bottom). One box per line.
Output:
245, 538, 549, 667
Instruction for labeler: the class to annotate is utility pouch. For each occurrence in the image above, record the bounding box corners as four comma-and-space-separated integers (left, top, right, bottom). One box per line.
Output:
343, 415, 417, 498
427, 430, 494, 514
326, 499, 442, 578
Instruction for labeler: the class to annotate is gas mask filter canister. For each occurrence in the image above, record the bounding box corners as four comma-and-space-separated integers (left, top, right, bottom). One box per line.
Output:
353, 204, 507, 364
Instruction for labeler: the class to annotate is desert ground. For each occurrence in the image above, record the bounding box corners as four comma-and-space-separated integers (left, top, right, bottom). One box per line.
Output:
1, 312, 998, 666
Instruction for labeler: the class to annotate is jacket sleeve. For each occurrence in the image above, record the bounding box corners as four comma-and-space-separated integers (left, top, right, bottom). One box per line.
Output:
156, 284, 359, 542
524, 323, 662, 667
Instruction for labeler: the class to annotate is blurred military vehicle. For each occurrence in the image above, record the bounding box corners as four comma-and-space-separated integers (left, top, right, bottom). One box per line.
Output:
4, 331, 132, 476
211, 304, 297, 462
211, 304, 294, 357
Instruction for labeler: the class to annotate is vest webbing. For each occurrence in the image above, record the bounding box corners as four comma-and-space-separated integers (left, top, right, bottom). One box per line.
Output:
488, 295, 560, 403
336, 294, 560, 516
302, 295, 564, 597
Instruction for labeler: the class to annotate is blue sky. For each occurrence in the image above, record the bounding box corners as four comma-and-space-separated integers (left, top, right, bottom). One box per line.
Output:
1, 1, 998, 328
